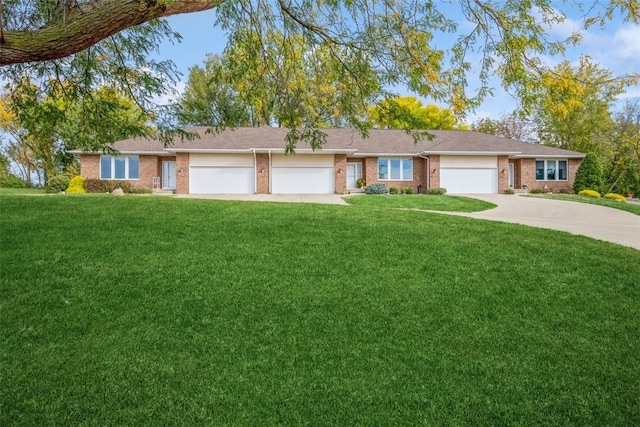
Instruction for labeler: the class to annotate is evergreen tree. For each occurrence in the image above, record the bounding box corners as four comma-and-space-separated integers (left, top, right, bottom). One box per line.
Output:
574, 152, 604, 193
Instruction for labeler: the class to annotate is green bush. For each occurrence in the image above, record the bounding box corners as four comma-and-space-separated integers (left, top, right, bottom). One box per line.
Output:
46, 175, 70, 193
604, 193, 626, 203
503, 188, 515, 194
578, 189, 601, 198
574, 153, 603, 194
403, 186, 414, 195
426, 187, 447, 195
389, 187, 399, 195
365, 183, 388, 194
0, 175, 28, 188
528, 187, 549, 194
85, 179, 131, 193
128, 187, 153, 194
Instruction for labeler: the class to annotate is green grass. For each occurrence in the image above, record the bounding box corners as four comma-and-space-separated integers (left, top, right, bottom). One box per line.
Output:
525, 193, 640, 215
344, 194, 496, 211
0, 187, 47, 195
1, 195, 639, 425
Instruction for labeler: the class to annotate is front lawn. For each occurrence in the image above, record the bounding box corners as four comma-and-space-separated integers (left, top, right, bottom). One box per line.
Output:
525, 193, 640, 215
344, 194, 496, 211
1, 195, 639, 425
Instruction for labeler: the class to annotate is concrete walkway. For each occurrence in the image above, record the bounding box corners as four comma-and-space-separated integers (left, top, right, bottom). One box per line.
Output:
445, 194, 640, 250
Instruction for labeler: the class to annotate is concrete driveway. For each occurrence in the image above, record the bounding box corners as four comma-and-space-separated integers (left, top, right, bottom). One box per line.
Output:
448, 194, 640, 250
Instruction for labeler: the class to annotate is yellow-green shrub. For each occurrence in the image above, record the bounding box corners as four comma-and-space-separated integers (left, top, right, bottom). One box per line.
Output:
578, 189, 601, 198
604, 193, 627, 203
66, 175, 86, 194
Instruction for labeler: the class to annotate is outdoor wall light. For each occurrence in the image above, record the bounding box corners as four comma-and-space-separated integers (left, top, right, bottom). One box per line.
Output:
338, 168, 342, 174
260, 168, 264, 173
432, 168, 437, 174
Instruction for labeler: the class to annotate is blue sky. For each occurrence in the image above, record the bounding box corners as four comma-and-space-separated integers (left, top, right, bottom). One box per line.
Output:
154, 5, 640, 124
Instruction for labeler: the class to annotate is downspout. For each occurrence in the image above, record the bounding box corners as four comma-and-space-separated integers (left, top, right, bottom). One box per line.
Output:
252, 149, 257, 194
268, 149, 272, 193
419, 153, 430, 191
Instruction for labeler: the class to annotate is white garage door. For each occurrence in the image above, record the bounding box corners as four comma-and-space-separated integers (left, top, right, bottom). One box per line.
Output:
440, 168, 498, 194
272, 167, 334, 194
189, 167, 255, 194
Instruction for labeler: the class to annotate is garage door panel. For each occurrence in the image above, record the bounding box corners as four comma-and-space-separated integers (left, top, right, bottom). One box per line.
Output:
440, 168, 497, 194
190, 167, 254, 194
272, 167, 334, 194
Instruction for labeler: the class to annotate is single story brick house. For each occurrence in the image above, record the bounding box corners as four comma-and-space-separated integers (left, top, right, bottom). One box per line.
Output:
74, 127, 585, 195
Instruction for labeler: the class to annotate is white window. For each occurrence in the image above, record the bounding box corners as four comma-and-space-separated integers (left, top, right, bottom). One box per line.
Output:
378, 158, 413, 180
100, 156, 139, 180
536, 160, 567, 181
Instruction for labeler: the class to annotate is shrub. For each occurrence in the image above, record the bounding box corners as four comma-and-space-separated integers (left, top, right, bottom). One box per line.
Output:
0, 175, 28, 188
66, 176, 86, 194
578, 189, 601, 198
574, 152, 604, 194
558, 187, 573, 194
365, 183, 388, 194
403, 186, 414, 195
528, 187, 549, 194
426, 187, 447, 195
389, 187, 399, 195
604, 193, 626, 203
356, 178, 366, 189
46, 175, 70, 193
503, 188, 515, 194
85, 179, 131, 193
128, 186, 153, 194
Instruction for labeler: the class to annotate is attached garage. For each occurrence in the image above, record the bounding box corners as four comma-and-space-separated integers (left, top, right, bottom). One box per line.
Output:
189, 154, 255, 194
440, 155, 498, 194
271, 154, 335, 194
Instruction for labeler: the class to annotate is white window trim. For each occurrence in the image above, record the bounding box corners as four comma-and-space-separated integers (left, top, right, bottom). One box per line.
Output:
536, 159, 568, 182
378, 157, 413, 181
100, 156, 140, 180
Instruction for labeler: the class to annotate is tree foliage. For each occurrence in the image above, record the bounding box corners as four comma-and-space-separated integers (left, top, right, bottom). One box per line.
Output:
0, 79, 153, 184
1, 0, 638, 150
529, 57, 633, 153
573, 152, 604, 194
368, 97, 463, 130
471, 113, 538, 143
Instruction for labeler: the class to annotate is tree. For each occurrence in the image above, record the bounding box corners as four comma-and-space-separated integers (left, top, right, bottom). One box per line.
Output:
368, 97, 462, 130
530, 57, 631, 153
471, 113, 537, 143
573, 152, 604, 194
0, 79, 153, 184
605, 101, 640, 195
2, 1, 638, 150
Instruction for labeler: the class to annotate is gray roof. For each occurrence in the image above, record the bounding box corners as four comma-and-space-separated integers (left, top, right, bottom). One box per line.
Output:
76, 127, 585, 158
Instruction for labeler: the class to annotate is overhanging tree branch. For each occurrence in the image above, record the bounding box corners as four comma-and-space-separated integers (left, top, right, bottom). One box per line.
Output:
0, 0, 225, 65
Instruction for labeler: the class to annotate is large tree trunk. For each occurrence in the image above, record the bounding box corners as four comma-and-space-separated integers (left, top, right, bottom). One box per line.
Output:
0, 0, 224, 66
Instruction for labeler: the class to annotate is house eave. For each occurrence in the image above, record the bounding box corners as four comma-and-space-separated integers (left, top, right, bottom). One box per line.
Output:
421, 151, 521, 156
69, 150, 172, 156
165, 148, 358, 155
510, 154, 586, 159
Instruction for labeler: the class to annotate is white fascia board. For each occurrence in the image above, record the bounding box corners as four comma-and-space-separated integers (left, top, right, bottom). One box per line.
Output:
164, 148, 253, 153
510, 154, 586, 159
421, 151, 521, 156
255, 148, 358, 154
349, 152, 421, 157
68, 149, 171, 155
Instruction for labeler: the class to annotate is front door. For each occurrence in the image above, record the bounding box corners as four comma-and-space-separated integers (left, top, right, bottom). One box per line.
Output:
347, 162, 361, 188
162, 161, 176, 189
508, 163, 515, 188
